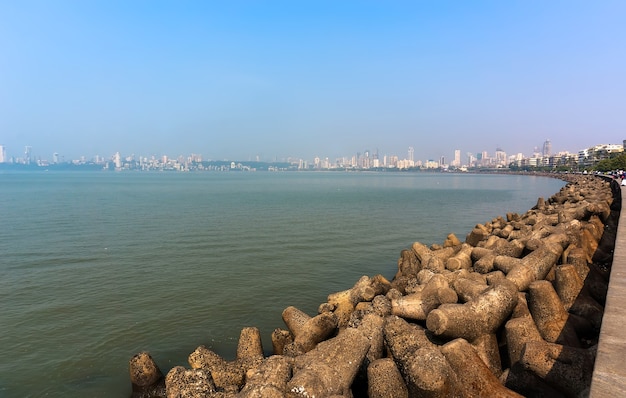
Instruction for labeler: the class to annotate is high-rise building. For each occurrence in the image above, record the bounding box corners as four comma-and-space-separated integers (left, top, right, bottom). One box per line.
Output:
495, 148, 507, 166
453, 149, 461, 167
466, 152, 475, 167
408, 147, 414, 163
0, 145, 6, 163
362, 150, 371, 169
25, 146, 32, 164
543, 139, 552, 157
113, 152, 122, 169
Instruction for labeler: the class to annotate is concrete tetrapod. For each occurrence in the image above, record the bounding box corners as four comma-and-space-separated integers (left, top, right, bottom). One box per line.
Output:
441, 338, 523, 398
471, 333, 502, 377
165, 367, 215, 398
238, 355, 292, 398
129, 351, 166, 398
411, 241, 446, 273
282, 306, 339, 356
527, 280, 580, 347
326, 274, 391, 328
390, 274, 458, 320
521, 340, 596, 397
367, 358, 408, 398
281, 306, 311, 338
426, 279, 519, 341
450, 276, 489, 302
287, 327, 370, 398
236, 326, 264, 365
554, 264, 604, 330
501, 315, 568, 396
505, 241, 564, 291
504, 316, 544, 365
187, 327, 265, 392
188, 346, 245, 391
383, 316, 456, 398
271, 328, 293, 355
445, 243, 474, 271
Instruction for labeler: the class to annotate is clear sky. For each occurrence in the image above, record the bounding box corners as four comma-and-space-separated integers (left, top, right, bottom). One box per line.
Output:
1, 1, 624, 162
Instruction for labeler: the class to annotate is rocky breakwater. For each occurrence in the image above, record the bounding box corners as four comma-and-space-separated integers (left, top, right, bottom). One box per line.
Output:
129, 175, 619, 398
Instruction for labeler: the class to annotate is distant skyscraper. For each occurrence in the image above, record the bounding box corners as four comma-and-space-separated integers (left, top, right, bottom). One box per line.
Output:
25, 146, 32, 164
467, 152, 475, 167
495, 148, 507, 166
0, 145, 6, 163
542, 139, 552, 157
453, 149, 461, 167
362, 150, 371, 168
408, 146, 414, 162
113, 152, 122, 169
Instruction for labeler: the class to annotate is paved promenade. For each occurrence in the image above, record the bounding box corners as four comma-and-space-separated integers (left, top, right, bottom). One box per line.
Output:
590, 184, 626, 396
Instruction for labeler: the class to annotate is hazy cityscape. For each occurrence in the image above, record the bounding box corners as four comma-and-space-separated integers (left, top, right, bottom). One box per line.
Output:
0, 139, 623, 172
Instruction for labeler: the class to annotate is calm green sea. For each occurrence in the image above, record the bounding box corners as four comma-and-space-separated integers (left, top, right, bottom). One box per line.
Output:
0, 171, 565, 397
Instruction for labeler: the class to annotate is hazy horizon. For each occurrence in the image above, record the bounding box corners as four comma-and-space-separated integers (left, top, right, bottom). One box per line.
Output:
1, 1, 625, 162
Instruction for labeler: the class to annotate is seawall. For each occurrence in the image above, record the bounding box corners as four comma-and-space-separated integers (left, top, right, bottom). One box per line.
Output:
589, 177, 626, 396
129, 174, 620, 398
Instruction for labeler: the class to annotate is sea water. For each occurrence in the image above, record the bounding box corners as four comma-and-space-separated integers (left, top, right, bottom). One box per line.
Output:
0, 171, 565, 397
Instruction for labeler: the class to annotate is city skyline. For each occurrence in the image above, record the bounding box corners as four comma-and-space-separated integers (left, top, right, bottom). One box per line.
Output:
0, 138, 617, 169
2, 2, 625, 162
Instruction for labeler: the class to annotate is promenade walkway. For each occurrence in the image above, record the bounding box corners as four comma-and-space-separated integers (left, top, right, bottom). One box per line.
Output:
590, 183, 626, 396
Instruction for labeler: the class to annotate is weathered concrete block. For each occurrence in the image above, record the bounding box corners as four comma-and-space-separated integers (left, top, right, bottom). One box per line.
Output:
188, 345, 245, 390
555, 264, 604, 330
504, 316, 544, 365
471, 333, 502, 378
506, 242, 564, 291
527, 280, 580, 347
367, 358, 408, 398
165, 366, 215, 398
402, 346, 457, 397
443, 233, 462, 248
129, 351, 166, 398
520, 340, 596, 397
237, 327, 264, 364
397, 248, 419, 278
238, 355, 292, 398
384, 315, 438, 360
446, 243, 473, 271
441, 338, 523, 397
426, 279, 518, 341
501, 363, 567, 398
283, 311, 338, 356
327, 275, 391, 328
391, 274, 458, 320
281, 306, 311, 338
287, 328, 370, 397
450, 276, 488, 303
465, 224, 490, 246
271, 328, 293, 356
412, 241, 445, 272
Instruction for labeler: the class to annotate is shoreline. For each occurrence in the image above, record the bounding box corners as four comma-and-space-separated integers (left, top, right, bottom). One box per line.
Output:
129, 174, 617, 397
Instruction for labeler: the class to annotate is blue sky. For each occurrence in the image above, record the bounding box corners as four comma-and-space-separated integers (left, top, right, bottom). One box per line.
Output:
1, 1, 624, 162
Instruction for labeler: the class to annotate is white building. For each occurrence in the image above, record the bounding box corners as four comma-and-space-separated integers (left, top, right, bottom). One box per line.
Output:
453, 149, 461, 167
578, 144, 624, 167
